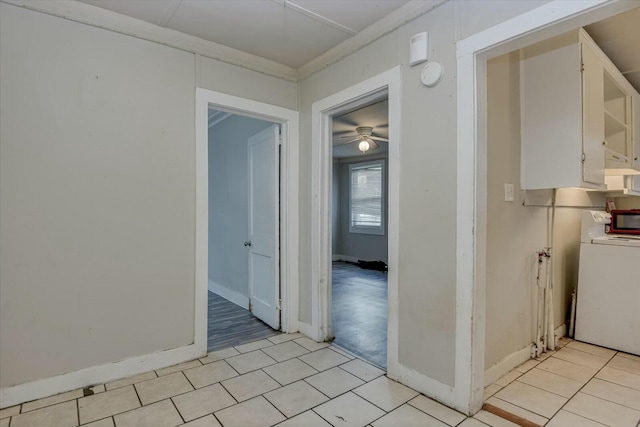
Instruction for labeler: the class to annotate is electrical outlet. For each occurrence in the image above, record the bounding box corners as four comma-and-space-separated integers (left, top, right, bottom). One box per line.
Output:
504, 183, 515, 202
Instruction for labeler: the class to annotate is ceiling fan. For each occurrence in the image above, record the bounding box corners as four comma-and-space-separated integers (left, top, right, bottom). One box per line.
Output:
335, 126, 389, 153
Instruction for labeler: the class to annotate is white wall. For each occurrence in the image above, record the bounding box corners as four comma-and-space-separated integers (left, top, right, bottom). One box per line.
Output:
0, 2, 297, 392
485, 52, 606, 372
208, 115, 273, 303
333, 155, 389, 263
300, 2, 458, 387
614, 197, 640, 209
453, 0, 551, 41
298, 0, 551, 393
485, 52, 548, 370
0, 0, 565, 409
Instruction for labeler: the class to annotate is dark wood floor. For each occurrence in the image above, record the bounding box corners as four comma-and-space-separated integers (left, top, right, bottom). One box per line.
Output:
332, 261, 388, 368
207, 291, 280, 352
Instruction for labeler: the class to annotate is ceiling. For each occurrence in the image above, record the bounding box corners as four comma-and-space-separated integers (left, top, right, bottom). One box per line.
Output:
332, 99, 388, 159
585, 7, 640, 92
76, 2, 637, 147
78, 0, 409, 69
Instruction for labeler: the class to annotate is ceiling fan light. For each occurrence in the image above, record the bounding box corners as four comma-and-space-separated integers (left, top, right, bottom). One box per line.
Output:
358, 139, 370, 153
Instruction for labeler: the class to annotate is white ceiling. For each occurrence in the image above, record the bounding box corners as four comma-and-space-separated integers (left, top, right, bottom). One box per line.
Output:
585, 7, 640, 92
78, 0, 409, 69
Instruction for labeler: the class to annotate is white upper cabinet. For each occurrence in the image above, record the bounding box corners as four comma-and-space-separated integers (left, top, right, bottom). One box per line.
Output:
521, 29, 639, 191
633, 94, 640, 192
607, 93, 640, 196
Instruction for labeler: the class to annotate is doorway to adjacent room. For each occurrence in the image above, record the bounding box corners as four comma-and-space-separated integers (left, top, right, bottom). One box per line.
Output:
330, 98, 389, 368
195, 88, 300, 354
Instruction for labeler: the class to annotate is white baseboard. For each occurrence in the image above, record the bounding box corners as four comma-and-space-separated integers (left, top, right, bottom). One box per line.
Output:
387, 361, 457, 411
482, 324, 567, 388
208, 279, 248, 309
332, 254, 359, 263
0, 343, 203, 409
484, 345, 533, 386
555, 323, 566, 342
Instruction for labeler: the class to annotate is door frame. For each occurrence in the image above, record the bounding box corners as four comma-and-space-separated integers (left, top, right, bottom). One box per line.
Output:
310, 67, 401, 371
455, 0, 637, 413
194, 88, 299, 354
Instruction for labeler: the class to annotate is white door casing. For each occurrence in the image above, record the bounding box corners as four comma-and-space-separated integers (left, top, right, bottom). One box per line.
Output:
248, 125, 280, 329
311, 67, 401, 379
456, 0, 636, 415
195, 87, 299, 345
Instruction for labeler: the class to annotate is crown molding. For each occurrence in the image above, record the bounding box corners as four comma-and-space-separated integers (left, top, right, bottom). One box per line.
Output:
2, 0, 448, 84
1, 0, 298, 82
296, 0, 448, 81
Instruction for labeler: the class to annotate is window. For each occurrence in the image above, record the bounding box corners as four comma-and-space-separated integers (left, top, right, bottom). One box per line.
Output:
349, 160, 385, 235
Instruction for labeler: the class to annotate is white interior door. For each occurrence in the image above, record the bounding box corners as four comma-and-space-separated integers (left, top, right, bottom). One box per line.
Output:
248, 124, 280, 329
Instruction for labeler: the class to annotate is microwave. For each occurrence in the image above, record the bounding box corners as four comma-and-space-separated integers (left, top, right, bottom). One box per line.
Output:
609, 210, 640, 235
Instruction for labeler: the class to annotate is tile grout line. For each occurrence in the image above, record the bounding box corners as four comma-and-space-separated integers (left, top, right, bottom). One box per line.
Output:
406, 396, 467, 426
131, 383, 143, 410
525, 352, 601, 383
260, 391, 290, 421
259, 366, 287, 388
511, 375, 579, 400
179, 370, 198, 393
216, 380, 239, 406
578, 379, 640, 413
168, 396, 186, 424
538, 349, 623, 424
487, 395, 550, 424
296, 376, 332, 400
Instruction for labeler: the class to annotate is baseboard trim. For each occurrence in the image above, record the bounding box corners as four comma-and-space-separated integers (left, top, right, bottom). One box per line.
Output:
0, 343, 203, 409
482, 324, 567, 388
554, 324, 566, 343
208, 279, 248, 309
484, 345, 533, 386
387, 361, 456, 411
332, 254, 359, 263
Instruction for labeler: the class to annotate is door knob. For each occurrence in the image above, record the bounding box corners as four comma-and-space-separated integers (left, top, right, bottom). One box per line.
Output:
244, 241, 252, 247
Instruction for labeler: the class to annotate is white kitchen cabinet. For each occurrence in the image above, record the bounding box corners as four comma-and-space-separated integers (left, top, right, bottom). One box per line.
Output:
603, 69, 634, 172
633, 93, 640, 191
606, 93, 640, 195
521, 29, 638, 190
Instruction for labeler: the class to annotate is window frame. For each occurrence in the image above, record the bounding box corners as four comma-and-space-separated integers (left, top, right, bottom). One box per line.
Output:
348, 159, 385, 236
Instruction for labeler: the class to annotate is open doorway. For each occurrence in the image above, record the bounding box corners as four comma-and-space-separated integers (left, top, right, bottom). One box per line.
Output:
194, 88, 299, 360
310, 67, 400, 378
481, 7, 640, 418
206, 110, 281, 351
454, 0, 640, 414
330, 99, 389, 368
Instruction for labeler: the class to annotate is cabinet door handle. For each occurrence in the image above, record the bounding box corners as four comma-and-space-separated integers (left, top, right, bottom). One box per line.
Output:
244, 241, 252, 247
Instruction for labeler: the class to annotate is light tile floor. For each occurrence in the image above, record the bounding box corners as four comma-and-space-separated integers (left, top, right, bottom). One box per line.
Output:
3, 334, 639, 427
484, 337, 640, 426
1, 334, 476, 427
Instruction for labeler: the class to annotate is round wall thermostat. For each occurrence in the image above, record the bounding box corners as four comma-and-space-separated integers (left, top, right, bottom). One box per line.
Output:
421, 62, 443, 87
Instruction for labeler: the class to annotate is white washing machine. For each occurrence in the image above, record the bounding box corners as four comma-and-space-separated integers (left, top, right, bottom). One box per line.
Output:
574, 211, 640, 355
